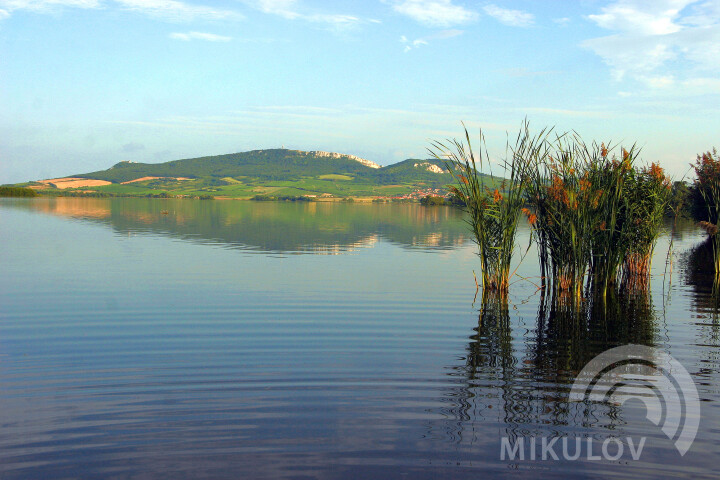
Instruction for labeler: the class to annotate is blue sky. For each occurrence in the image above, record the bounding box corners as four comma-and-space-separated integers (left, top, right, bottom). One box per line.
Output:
1, 0, 719, 183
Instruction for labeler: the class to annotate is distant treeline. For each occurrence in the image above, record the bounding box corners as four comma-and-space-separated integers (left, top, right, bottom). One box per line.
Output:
0, 186, 39, 197
420, 194, 465, 207
668, 179, 708, 218
372, 198, 414, 203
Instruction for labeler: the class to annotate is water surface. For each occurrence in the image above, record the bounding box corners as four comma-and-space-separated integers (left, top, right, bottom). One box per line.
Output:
1, 198, 718, 479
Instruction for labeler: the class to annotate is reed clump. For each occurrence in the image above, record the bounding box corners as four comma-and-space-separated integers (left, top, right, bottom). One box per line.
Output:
430, 122, 551, 293
438, 121, 672, 298
618, 162, 672, 290
524, 140, 670, 296
523, 136, 609, 297
692, 149, 720, 286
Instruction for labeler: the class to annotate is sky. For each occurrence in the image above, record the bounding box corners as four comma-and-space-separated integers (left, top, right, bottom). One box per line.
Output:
1, 0, 719, 183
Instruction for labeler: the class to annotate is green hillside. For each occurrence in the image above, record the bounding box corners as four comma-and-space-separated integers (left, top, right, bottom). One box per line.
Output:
374, 159, 454, 185
12, 149, 492, 199
74, 149, 386, 183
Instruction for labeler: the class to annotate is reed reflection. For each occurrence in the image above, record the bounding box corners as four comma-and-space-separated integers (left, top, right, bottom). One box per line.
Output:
435, 290, 515, 445
438, 288, 660, 445
684, 238, 720, 313
682, 239, 720, 381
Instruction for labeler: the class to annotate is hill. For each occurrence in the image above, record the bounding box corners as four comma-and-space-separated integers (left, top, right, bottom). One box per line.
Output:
74, 149, 386, 184
10, 149, 490, 199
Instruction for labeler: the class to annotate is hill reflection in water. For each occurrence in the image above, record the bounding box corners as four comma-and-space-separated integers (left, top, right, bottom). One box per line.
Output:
13, 197, 471, 255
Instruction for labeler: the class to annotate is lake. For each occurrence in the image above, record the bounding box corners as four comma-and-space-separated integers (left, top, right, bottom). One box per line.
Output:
1, 197, 719, 479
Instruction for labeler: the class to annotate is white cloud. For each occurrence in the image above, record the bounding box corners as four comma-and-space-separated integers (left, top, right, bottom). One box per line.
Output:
114, 0, 241, 22
391, 0, 477, 27
639, 74, 676, 88
681, 0, 720, 26
2, 0, 99, 8
0, 0, 242, 21
400, 29, 461, 52
584, 33, 678, 81
0, 0, 100, 17
583, 0, 720, 93
483, 4, 534, 27
587, 0, 689, 35
400, 34, 417, 52
304, 13, 361, 30
682, 77, 720, 93
170, 31, 231, 41
553, 17, 570, 25
251, 0, 299, 19
244, 0, 363, 30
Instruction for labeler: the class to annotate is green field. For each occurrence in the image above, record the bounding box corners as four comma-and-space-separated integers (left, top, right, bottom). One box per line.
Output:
318, 174, 353, 181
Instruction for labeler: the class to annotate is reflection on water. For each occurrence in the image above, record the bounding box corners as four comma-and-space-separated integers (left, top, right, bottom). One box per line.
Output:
683, 237, 720, 316
440, 290, 659, 445
533, 289, 659, 372
7, 197, 469, 254
1, 198, 720, 478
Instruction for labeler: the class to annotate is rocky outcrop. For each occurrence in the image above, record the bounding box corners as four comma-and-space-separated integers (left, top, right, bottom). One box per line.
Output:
308, 151, 381, 169
413, 162, 446, 174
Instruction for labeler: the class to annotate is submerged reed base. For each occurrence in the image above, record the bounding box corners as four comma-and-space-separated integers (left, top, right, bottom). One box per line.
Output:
620, 252, 653, 292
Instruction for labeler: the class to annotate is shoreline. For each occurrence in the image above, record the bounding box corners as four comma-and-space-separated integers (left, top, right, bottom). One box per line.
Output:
1, 192, 426, 204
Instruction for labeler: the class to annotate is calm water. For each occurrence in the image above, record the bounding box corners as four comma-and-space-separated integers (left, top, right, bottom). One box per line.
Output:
1, 197, 719, 479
